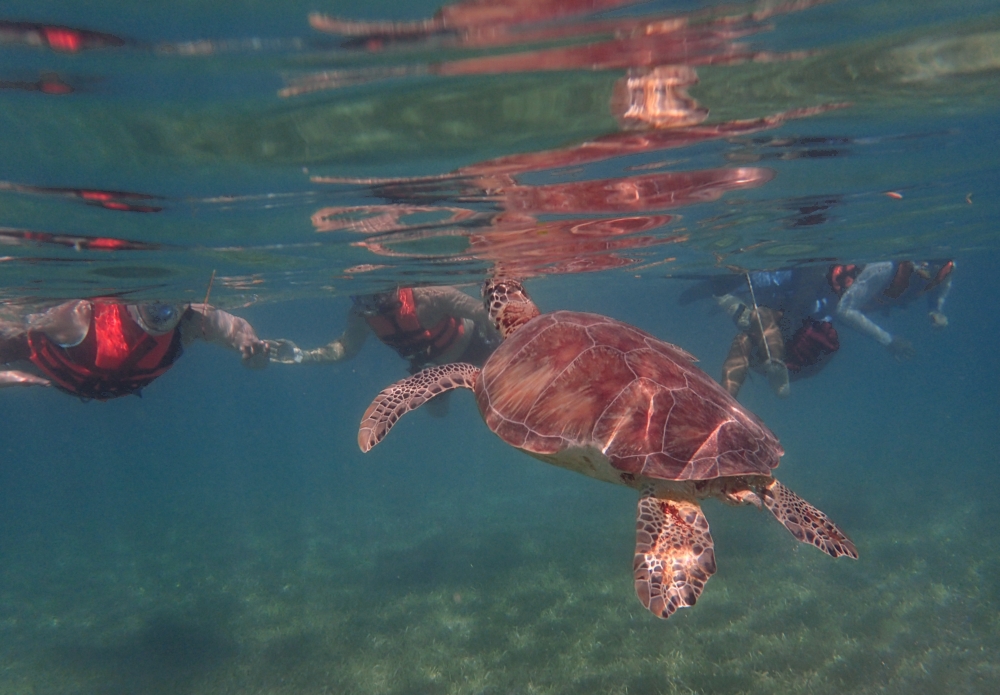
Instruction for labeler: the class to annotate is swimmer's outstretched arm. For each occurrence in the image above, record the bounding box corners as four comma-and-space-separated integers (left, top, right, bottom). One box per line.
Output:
181, 304, 269, 369
927, 269, 952, 328
835, 263, 895, 346
266, 309, 370, 364
836, 262, 914, 359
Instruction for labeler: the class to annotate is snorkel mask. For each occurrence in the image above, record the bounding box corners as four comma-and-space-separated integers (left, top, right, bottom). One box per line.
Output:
351, 291, 400, 317
129, 303, 183, 335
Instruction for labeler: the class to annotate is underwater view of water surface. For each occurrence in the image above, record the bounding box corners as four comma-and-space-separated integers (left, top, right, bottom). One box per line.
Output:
1, 0, 999, 693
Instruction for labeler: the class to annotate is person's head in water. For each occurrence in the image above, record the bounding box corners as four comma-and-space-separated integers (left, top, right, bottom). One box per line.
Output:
351, 290, 401, 317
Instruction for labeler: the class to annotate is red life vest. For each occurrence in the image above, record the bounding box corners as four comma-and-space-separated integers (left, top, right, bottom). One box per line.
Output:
364, 288, 464, 365
883, 261, 915, 299
27, 300, 183, 400
884, 260, 954, 300
784, 318, 839, 372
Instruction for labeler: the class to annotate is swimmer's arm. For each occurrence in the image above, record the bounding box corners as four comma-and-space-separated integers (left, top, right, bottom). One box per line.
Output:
181, 304, 269, 368
300, 309, 369, 363
836, 305, 892, 346
927, 273, 952, 314
835, 263, 894, 346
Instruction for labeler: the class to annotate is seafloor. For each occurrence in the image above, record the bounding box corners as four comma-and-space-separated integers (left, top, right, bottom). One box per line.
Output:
1, 419, 997, 695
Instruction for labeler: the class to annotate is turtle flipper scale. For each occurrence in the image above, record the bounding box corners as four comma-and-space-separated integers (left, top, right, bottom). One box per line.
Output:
358, 363, 480, 452
634, 494, 717, 619
762, 479, 859, 559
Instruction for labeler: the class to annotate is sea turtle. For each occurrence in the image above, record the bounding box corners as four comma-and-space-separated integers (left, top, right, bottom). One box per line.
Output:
359, 279, 857, 619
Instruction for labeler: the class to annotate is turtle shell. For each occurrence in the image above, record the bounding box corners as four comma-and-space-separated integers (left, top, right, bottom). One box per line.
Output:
474, 311, 782, 481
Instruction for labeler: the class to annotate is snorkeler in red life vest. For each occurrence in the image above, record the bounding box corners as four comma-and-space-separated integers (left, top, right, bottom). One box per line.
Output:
698, 259, 954, 399
265, 286, 501, 415
361, 288, 469, 368
26, 301, 183, 399
830, 260, 953, 357
268, 286, 499, 371
0, 299, 269, 399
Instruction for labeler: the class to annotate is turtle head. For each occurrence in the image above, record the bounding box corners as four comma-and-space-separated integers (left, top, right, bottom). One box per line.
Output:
483, 278, 540, 339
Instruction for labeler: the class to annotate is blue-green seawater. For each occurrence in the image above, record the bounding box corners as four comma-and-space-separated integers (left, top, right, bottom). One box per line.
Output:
1, 1, 999, 693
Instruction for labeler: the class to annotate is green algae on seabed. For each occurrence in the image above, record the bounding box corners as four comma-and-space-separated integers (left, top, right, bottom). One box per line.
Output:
1, 465, 998, 695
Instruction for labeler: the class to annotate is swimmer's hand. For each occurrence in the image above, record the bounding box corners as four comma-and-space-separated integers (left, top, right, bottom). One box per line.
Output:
240, 339, 270, 369
887, 336, 915, 361
764, 360, 791, 398
929, 311, 948, 328
0, 370, 51, 388
264, 339, 303, 365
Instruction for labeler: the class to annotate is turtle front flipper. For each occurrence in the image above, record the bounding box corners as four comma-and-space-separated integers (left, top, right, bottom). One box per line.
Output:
761, 479, 859, 559
634, 494, 717, 619
358, 363, 480, 452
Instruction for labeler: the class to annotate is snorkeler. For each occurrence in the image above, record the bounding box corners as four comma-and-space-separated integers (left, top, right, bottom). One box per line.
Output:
712, 268, 832, 399
697, 259, 953, 398
830, 260, 953, 358
0, 299, 269, 399
266, 285, 501, 415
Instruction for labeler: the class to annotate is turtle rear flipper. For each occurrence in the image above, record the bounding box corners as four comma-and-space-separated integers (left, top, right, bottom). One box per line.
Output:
762, 479, 859, 559
634, 495, 717, 619
358, 363, 480, 452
